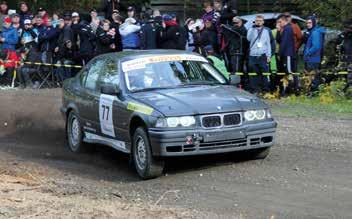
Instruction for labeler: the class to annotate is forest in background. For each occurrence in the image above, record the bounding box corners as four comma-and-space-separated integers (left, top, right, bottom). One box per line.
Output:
6, 0, 352, 28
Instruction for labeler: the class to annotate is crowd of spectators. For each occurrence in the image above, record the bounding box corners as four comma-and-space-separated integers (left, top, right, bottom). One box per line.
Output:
0, 0, 341, 96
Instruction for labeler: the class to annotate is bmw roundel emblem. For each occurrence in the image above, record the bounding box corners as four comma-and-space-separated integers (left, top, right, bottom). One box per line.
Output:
217, 106, 222, 110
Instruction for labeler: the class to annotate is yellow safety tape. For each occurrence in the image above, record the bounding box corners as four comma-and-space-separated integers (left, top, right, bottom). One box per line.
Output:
2, 61, 351, 75
21, 61, 83, 68
248, 72, 257, 76
127, 102, 154, 115
230, 71, 350, 76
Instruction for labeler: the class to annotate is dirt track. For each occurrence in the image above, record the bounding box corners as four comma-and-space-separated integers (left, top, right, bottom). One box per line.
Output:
0, 89, 352, 218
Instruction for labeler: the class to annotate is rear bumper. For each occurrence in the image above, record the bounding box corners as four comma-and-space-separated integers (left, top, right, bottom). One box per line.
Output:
149, 120, 277, 157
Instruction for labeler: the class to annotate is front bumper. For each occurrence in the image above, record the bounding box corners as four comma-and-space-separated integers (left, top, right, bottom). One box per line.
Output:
149, 120, 277, 156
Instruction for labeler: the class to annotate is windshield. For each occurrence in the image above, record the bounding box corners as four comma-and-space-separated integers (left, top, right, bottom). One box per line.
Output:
124, 60, 227, 91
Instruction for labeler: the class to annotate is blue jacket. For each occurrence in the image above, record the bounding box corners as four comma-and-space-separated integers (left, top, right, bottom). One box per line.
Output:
278, 24, 295, 57
122, 32, 140, 49
304, 27, 323, 63
1, 26, 19, 51
315, 25, 326, 58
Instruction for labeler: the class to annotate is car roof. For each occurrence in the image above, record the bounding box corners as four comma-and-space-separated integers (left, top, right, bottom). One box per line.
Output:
101, 50, 204, 62
240, 13, 305, 22
240, 13, 305, 29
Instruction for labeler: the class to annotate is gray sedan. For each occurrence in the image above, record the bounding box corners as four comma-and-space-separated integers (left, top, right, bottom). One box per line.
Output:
61, 50, 277, 179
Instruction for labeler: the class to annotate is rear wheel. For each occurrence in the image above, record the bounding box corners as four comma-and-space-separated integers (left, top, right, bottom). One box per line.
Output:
132, 127, 164, 179
250, 147, 271, 159
66, 111, 85, 153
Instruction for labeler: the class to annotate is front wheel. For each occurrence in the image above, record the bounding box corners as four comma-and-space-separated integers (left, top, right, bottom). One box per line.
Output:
132, 127, 164, 179
66, 111, 85, 153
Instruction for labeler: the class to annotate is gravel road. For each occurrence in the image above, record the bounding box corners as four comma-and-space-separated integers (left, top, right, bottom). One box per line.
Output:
0, 89, 351, 218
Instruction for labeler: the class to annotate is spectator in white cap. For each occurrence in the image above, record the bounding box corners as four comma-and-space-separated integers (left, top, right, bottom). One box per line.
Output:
119, 17, 141, 50
20, 18, 38, 49
71, 12, 80, 24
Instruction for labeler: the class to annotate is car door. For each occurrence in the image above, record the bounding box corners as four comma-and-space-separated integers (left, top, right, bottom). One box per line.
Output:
95, 57, 128, 151
80, 58, 105, 134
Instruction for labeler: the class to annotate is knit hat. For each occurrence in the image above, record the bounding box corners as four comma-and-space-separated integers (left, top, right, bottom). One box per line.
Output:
162, 14, 173, 22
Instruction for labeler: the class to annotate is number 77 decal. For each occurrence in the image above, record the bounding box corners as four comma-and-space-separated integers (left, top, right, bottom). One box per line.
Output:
99, 94, 116, 137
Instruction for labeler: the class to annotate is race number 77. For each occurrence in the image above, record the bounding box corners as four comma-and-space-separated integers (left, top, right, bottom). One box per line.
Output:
101, 104, 110, 121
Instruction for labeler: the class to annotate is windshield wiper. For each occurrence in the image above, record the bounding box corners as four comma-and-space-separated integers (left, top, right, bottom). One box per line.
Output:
133, 86, 175, 92
178, 82, 223, 86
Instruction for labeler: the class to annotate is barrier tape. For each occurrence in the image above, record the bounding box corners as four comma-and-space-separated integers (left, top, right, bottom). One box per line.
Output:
234, 71, 349, 76
22, 61, 83, 69
1, 61, 350, 76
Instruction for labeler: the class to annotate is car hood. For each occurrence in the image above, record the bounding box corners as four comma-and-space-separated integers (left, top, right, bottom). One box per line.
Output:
130, 85, 268, 117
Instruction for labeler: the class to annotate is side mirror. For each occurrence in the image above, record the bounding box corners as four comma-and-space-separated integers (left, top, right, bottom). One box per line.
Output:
101, 84, 121, 96
229, 75, 241, 86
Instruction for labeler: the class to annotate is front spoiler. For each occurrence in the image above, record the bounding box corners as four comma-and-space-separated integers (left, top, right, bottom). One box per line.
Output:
149, 120, 277, 157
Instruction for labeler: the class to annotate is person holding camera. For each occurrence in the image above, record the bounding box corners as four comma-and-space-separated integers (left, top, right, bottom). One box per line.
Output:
221, 16, 247, 74
246, 15, 273, 94
96, 19, 117, 54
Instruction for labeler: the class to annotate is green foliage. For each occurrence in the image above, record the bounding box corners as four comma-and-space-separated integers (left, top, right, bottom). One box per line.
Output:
9, 0, 150, 14
280, 80, 352, 115
292, 0, 352, 28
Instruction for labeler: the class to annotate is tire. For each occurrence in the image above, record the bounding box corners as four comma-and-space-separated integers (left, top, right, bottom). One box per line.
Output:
250, 147, 271, 160
66, 111, 85, 153
132, 127, 164, 179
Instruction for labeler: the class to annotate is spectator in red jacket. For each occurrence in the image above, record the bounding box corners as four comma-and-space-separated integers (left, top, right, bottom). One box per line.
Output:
37, 7, 49, 26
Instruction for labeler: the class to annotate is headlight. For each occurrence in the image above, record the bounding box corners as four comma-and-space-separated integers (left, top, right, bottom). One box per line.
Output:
255, 110, 266, 120
166, 117, 179, 127
155, 116, 196, 128
179, 116, 196, 127
244, 109, 267, 121
244, 110, 256, 121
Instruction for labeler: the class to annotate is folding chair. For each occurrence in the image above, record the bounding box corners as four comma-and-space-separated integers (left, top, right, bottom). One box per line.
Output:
36, 52, 55, 89
37, 64, 54, 89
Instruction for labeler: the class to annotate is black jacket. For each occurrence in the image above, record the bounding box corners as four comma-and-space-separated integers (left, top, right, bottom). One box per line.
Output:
160, 25, 186, 50
38, 26, 60, 53
140, 22, 158, 50
110, 22, 123, 52
57, 44, 80, 63
193, 28, 218, 55
76, 22, 96, 55
96, 27, 114, 55
222, 24, 248, 55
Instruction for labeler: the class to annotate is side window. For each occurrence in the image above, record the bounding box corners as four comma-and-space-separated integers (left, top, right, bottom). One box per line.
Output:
79, 67, 89, 85
97, 58, 119, 90
85, 59, 105, 91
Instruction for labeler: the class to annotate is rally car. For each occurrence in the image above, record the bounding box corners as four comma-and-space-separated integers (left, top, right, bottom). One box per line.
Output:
61, 50, 277, 179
